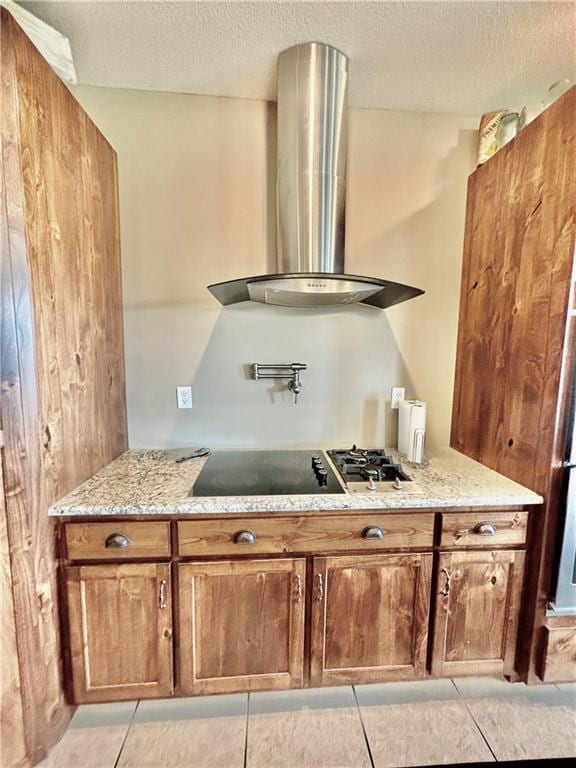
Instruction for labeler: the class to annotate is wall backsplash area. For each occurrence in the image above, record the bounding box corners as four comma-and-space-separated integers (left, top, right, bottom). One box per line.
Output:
73, 86, 477, 450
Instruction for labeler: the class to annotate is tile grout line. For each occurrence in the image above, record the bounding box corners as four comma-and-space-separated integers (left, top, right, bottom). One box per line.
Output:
113, 700, 140, 768
243, 693, 250, 768
352, 686, 376, 768
458, 697, 499, 763
450, 677, 498, 762
449, 678, 462, 697
442, 681, 499, 763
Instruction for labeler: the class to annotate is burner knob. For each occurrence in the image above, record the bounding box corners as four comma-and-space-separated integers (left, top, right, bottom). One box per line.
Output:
317, 469, 328, 486
311, 454, 322, 468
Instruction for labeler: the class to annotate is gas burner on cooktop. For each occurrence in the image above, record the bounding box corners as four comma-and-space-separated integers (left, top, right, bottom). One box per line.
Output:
327, 446, 420, 494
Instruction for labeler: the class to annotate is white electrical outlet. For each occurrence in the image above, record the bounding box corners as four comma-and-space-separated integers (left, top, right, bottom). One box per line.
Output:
391, 387, 405, 410
176, 386, 193, 409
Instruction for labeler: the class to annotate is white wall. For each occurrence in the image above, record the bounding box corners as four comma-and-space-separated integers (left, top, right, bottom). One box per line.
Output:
73, 85, 477, 450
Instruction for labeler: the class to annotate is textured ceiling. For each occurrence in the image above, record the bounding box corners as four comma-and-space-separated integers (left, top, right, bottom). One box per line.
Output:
21, 0, 576, 114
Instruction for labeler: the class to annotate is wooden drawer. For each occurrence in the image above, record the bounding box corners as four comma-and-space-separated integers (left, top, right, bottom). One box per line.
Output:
440, 511, 528, 548
65, 522, 171, 560
177, 513, 434, 557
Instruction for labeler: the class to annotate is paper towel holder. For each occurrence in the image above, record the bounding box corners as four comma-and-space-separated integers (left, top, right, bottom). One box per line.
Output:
398, 398, 428, 467
410, 427, 427, 466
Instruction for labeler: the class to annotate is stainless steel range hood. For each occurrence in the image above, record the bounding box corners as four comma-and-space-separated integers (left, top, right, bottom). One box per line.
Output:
208, 42, 424, 309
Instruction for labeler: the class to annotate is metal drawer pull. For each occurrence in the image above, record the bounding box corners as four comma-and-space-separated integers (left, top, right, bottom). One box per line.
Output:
362, 526, 384, 540
233, 530, 257, 545
440, 568, 451, 597
316, 573, 324, 602
159, 579, 167, 610
473, 522, 497, 536
294, 575, 303, 603
105, 533, 131, 549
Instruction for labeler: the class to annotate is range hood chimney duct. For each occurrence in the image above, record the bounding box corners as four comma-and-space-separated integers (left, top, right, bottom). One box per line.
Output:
276, 42, 347, 276
208, 42, 424, 309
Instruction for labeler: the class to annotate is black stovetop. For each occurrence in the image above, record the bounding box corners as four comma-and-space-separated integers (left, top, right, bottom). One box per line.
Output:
190, 450, 344, 497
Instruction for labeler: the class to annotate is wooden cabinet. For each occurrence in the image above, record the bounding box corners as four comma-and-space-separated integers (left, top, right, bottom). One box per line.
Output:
178, 558, 305, 695
431, 550, 525, 677
310, 553, 432, 685
450, 86, 575, 682
58, 508, 531, 703
65, 564, 173, 703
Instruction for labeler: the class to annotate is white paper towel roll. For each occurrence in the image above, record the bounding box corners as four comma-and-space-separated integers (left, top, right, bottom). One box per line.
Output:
398, 400, 427, 463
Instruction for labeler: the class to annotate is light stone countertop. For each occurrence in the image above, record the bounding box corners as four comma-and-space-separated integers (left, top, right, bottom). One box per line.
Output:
48, 447, 543, 516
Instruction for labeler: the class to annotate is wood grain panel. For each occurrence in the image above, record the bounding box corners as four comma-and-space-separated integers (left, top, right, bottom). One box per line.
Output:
2, 10, 72, 763
177, 513, 434, 556
65, 522, 170, 560
431, 550, 525, 677
178, 559, 305, 695
440, 511, 528, 548
1, 8, 127, 760
65, 564, 173, 703
0, 454, 28, 768
310, 553, 432, 685
15, 34, 128, 495
451, 86, 576, 495
540, 626, 576, 682
450, 87, 576, 683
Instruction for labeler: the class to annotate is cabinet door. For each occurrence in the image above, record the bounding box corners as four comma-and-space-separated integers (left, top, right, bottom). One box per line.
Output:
65, 564, 173, 703
310, 553, 433, 685
431, 550, 525, 677
178, 558, 305, 695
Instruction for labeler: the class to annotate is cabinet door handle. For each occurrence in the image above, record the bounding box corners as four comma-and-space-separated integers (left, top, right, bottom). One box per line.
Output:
316, 573, 324, 602
362, 526, 384, 540
294, 575, 303, 603
159, 579, 167, 610
105, 533, 130, 549
440, 568, 451, 597
233, 530, 257, 545
473, 521, 496, 536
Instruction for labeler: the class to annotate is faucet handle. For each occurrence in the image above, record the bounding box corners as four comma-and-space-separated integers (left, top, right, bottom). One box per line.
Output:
288, 371, 302, 404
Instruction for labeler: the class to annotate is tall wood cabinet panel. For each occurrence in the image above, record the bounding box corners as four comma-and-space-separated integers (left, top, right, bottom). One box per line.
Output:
451, 87, 575, 493
178, 559, 306, 695
65, 564, 173, 703
450, 86, 576, 681
1, 9, 127, 763
431, 550, 525, 677
310, 553, 432, 685
0, 457, 27, 767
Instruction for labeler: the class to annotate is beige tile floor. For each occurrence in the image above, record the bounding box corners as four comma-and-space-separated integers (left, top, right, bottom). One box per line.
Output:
38, 678, 576, 768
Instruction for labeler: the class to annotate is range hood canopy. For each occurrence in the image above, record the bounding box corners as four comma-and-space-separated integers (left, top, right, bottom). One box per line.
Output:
208, 42, 424, 310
